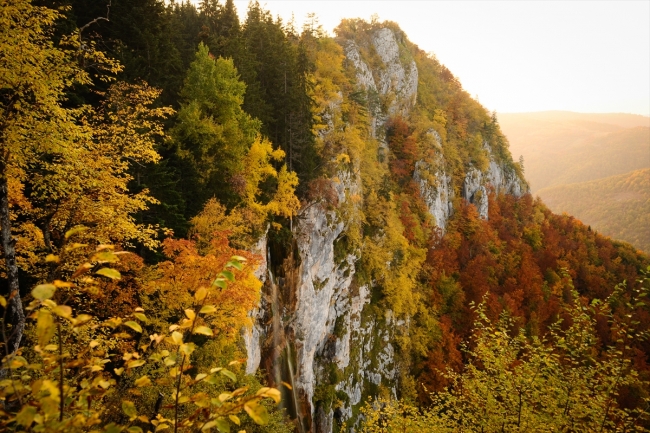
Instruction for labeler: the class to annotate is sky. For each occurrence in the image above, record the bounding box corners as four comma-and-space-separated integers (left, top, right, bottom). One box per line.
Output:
190, 1, 650, 116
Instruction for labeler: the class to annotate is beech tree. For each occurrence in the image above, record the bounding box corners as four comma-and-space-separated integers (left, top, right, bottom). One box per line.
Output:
0, 0, 171, 363
0, 0, 116, 359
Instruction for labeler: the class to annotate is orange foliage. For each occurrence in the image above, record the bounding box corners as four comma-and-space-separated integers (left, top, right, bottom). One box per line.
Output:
147, 235, 261, 342
418, 192, 650, 401
387, 116, 418, 183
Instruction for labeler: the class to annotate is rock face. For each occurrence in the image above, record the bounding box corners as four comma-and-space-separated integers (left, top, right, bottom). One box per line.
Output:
345, 27, 418, 139
292, 170, 359, 414
372, 28, 418, 114
463, 145, 527, 220
243, 25, 528, 433
243, 232, 268, 374
414, 157, 454, 232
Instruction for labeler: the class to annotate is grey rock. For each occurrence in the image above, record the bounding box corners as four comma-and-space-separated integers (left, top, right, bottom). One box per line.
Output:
414, 159, 454, 232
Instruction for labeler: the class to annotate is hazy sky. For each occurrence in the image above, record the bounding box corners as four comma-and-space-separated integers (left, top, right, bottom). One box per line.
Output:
191, 1, 650, 116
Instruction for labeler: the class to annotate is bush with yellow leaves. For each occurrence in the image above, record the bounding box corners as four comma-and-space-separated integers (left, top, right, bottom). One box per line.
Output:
0, 228, 281, 433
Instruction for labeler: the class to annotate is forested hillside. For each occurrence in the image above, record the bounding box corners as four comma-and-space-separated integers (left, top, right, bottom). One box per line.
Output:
538, 168, 650, 253
1, 2, 649, 433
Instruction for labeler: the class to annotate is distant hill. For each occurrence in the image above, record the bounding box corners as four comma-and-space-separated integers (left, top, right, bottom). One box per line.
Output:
498, 111, 650, 192
537, 169, 650, 253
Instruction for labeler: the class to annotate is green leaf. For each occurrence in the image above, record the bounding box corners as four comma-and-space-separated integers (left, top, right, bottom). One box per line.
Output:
103, 423, 122, 433
220, 270, 235, 282
220, 368, 236, 382
193, 326, 213, 336
226, 260, 243, 271
65, 226, 88, 239
200, 305, 217, 314
32, 284, 56, 301
16, 405, 37, 427
124, 321, 143, 333
122, 400, 137, 419
244, 401, 270, 425
215, 418, 231, 433
133, 312, 148, 322
127, 427, 144, 433
212, 278, 227, 289
96, 268, 121, 280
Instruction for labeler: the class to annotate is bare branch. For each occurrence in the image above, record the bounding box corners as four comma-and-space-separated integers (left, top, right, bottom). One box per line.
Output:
78, 1, 111, 34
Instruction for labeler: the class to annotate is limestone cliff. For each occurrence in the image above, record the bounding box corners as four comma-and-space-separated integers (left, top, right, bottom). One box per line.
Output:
244, 22, 528, 433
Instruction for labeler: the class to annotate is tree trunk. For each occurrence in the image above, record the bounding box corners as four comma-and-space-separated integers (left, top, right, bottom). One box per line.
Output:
0, 157, 25, 371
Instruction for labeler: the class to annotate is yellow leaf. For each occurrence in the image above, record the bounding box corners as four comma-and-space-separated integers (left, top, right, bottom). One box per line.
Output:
16, 405, 36, 427
96, 267, 121, 280
114, 368, 124, 376
134, 376, 152, 387
194, 287, 208, 302
258, 387, 281, 404
124, 321, 143, 333
36, 310, 55, 346
218, 393, 232, 402
91, 251, 119, 263
171, 331, 183, 345
200, 305, 217, 314
180, 343, 196, 356
185, 309, 196, 320
45, 254, 59, 263
229, 415, 241, 426
65, 226, 88, 239
193, 326, 213, 336
201, 421, 217, 431
32, 284, 56, 301
52, 305, 72, 319
127, 359, 146, 369
0, 296, 6, 308
53, 280, 73, 288
244, 401, 270, 425
73, 314, 93, 327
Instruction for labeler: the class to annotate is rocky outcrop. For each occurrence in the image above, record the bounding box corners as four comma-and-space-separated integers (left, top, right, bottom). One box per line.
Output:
292, 194, 357, 413
463, 143, 527, 220
345, 27, 418, 139
344, 42, 376, 92
414, 158, 454, 232
243, 232, 268, 374
372, 28, 418, 114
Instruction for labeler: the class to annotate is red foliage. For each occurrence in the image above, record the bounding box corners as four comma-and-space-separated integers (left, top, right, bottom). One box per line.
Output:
386, 116, 418, 183
418, 191, 650, 393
